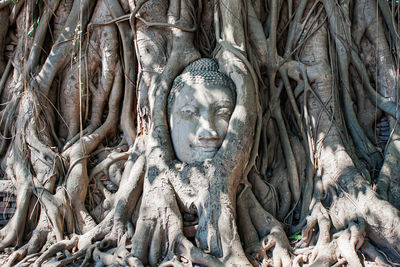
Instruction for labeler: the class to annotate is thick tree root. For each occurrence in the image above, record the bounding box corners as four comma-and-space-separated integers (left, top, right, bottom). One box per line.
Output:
237, 185, 291, 266
2, 0, 400, 266
32, 236, 78, 267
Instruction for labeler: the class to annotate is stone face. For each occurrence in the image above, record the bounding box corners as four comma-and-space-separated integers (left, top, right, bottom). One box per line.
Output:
168, 59, 235, 163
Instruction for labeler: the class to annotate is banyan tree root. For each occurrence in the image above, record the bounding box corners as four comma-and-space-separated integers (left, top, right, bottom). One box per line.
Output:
2, 0, 400, 266
237, 186, 291, 266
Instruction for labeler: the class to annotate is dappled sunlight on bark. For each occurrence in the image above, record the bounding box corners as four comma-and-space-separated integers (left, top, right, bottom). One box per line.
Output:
1, 0, 400, 266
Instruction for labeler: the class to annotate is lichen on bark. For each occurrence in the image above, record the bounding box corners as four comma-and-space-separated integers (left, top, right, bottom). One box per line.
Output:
1, 0, 400, 266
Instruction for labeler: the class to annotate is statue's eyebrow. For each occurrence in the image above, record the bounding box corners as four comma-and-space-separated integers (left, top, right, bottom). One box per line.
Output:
179, 97, 199, 106
215, 99, 234, 107
180, 103, 198, 110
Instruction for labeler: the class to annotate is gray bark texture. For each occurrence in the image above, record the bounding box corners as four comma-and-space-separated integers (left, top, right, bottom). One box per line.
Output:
0, 0, 400, 266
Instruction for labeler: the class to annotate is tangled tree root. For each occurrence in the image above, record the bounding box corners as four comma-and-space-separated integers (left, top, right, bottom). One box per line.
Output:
1, 0, 400, 266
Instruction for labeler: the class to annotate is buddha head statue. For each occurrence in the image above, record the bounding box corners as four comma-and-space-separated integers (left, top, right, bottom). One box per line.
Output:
168, 58, 236, 163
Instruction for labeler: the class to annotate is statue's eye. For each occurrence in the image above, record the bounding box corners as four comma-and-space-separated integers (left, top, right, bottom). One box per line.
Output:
181, 106, 198, 116
216, 108, 231, 117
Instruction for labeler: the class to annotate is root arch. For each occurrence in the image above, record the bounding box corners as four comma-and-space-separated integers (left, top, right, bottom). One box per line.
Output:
1, 0, 400, 266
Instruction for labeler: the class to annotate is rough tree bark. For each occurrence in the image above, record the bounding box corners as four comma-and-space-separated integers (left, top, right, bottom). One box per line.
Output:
0, 0, 400, 266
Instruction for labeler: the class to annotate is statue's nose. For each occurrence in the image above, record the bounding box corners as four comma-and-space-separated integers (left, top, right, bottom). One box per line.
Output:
198, 117, 219, 141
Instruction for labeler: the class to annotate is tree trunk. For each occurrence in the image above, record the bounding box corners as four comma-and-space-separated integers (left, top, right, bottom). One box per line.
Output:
0, 0, 400, 266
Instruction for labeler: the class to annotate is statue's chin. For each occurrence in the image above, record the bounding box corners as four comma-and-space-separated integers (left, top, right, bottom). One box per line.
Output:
180, 149, 218, 164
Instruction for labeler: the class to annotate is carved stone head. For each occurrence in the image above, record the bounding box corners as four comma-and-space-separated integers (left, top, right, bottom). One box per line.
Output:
168, 58, 236, 163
